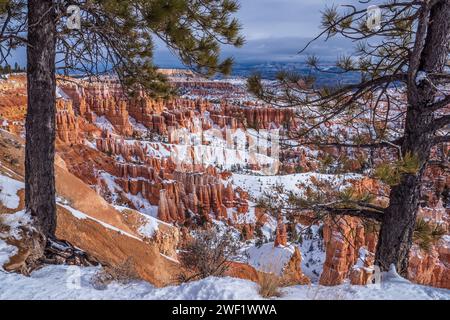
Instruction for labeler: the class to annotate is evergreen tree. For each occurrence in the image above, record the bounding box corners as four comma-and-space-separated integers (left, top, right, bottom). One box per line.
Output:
249, 0, 450, 275
0, 0, 243, 267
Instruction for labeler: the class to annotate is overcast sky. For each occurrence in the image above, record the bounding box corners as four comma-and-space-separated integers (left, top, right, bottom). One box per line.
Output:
10, 1, 369, 68
155, 0, 358, 66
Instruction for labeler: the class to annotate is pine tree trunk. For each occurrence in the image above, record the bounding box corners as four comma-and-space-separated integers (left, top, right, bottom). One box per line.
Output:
375, 1, 450, 275
25, 0, 57, 240
375, 111, 433, 275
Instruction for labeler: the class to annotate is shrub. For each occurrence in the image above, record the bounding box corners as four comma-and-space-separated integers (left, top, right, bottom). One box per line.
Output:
178, 226, 243, 282
257, 272, 282, 298
0, 213, 5, 228
91, 259, 139, 290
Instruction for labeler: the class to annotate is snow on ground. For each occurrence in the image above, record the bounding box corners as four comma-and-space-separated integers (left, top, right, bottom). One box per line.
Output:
297, 224, 326, 283
56, 86, 71, 100
245, 243, 296, 275
129, 116, 148, 133
231, 172, 362, 200
0, 260, 449, 300
283, 267, 450, 300
0, 174, 24, 209
0, 210, 32, 240
84, 139, 98, 150
94, 115, 115, 132
0, 264, 260, 300
0, 160, 20, 178
118, 125, 280, 174
99, 171, 158, 217
0, 239, 17, 268
244, 236, 325, 284
114, 205, 161, 238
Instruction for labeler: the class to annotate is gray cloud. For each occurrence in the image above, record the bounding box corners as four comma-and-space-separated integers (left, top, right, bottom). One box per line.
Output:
154, 0, 359, 66
8, 1, 369, 68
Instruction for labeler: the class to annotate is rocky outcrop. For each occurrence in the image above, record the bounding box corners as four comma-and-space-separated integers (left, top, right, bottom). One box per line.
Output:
0, 132, 181, 287
56, 205, 179, 287
349, 247, 376, 285
408, 244, 450, 289
224, 262, 260, 282
87, 131, 249, 224
208, 104, 295, 131
282, 247, 311, 285
274, 217, 288, 247
319, 217, 377, 286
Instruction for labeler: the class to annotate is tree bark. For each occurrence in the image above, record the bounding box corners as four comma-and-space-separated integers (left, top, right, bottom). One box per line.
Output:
375, 111, 433, 274
25, 0, 57, 240
375, 0, 450, 275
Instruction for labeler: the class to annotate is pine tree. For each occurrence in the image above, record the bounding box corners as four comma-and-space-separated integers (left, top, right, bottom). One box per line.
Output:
0, 0, 243, 266
249, 1, 450, 275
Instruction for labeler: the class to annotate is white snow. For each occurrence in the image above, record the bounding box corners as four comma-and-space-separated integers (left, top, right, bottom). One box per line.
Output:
0, 260, 448, 300
0, 174, 24, 209
100, 172, 158, 217
129, 116, 148, 133
84, 139, 98, 150
0, 209, 31, 269
56, 87, 70, 100
245, 243, 297, 275
0, 238, 17, 268
415, 71, 427, 85
114, 205, 172, 239
119, 127, 280, 174
282, 274, 450, 300
231, 172, 361, 200
0, 210, 32, 240
138, 216, 159, 239
160, 253, 180, 264
298, 224, 326, 283
94, 115, 115, 132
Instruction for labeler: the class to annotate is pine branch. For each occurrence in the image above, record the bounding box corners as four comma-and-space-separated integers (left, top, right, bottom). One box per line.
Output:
431, 115, 450, 132
433, 135, 450, 145
320, 206, 384, 222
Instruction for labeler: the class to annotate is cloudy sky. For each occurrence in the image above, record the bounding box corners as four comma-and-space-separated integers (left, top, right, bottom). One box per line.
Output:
155, 0, 358, 66
9, 1, 369, 68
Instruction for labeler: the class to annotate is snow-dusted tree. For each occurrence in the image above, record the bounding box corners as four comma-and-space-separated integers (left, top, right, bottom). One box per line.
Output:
249, 0, 449, 275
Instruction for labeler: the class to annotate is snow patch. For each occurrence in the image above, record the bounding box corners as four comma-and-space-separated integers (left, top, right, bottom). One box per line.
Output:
138, 216, 159, 239
415, 71, 427, 85
0, 239, 18, 270
94, 116, 115, 132
0, 210, 32, 240
245, 242, 296, 275
0, 175, 24, 209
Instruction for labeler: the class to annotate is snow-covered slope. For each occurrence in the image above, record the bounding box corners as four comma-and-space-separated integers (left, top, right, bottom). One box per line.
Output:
231, 172, 362, 199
